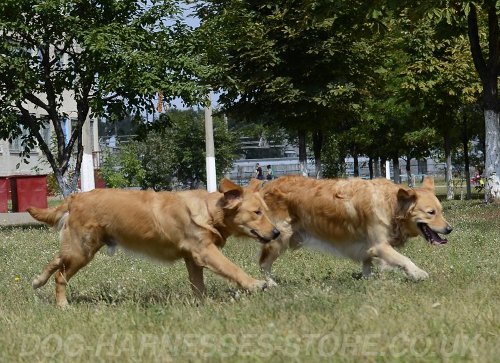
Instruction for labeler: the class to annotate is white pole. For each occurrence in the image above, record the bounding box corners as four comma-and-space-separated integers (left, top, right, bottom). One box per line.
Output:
385, 159, 391, 180
204, 93, 217, 192
80, 117, 95, 192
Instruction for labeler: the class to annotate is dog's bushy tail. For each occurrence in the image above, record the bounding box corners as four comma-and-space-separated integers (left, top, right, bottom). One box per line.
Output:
27, 195, 74, 229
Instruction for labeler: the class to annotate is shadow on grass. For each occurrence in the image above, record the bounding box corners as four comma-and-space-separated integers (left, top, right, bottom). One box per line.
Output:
60, 285, 209, 308
0, 224, 48, 231
66, 291, 173, 308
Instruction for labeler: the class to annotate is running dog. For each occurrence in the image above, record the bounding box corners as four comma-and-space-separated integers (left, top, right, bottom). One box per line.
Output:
254, 175, 452, 283
27, 179, 280, 307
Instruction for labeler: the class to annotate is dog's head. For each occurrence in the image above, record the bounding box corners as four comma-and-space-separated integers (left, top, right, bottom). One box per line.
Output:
219, 178, 280, 243
397, 177, 452, 245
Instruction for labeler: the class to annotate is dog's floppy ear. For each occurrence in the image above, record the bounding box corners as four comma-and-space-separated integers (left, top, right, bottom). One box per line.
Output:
219, 178, 243, 210
397, 188, 417, 216
247, 178, 262, 192
397, 188, 416, 202
421, 176, 435, 192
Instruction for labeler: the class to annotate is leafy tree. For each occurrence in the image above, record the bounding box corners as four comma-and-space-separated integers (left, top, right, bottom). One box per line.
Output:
100, 142, 146, 188
466, 1, 500, 201
167, 109, 239, 189
101, 109, 239, 190
0, 0, 202, 196
389, 0, 500, 201
195, 0, 383, 176
396, 13, 481, 198
321, 133, 348, 178
350, 6, 480, 193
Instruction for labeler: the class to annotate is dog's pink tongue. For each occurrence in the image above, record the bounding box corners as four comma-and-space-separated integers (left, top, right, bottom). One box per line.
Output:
422, 224, 448, 245
429, 229, 448, 245
432, 238, 447, 245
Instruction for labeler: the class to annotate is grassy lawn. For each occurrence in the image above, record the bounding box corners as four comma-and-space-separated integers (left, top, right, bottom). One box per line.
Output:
0, 199, 498, 362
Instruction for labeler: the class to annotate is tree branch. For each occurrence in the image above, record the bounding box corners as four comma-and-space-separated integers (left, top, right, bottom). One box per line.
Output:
40, 44, 66, 158
101, 93, 120, 101
467, 3, 487, 83
487, 4, 500, 75
61, 82, 92, 175
24, 94, 51, 113
15, 101, 59, 173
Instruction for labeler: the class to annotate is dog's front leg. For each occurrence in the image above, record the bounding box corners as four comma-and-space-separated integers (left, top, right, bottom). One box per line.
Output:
191, 244, 267, 292
184, 257, 206, 298
373, 244, 429, 281
259, 240, 283, 287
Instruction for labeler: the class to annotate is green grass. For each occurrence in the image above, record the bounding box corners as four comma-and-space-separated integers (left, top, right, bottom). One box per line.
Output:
0, 200, 499, 362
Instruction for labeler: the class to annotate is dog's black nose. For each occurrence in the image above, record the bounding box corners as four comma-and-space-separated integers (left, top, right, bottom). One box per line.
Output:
272, 228, 280, 239
446, 225, 453, 234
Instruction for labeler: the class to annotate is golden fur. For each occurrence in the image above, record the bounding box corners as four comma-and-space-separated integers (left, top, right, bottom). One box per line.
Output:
252, 175, 452, 282
27, 179, 279, 307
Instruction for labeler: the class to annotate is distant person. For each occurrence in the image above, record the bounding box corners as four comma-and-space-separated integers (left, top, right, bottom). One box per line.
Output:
255, 163, 264, 180
266, 165, 274, 180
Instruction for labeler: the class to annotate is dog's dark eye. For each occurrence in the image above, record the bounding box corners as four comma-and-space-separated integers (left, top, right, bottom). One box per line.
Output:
254, 210, 262, 216
427, 210, 436, 215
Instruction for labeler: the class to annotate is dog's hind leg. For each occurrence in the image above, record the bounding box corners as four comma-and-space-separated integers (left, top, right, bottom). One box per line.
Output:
191, 244, 267, 292
362, 259, 373, 278
351, 259, 374, 280
54, 257, 87, 307
54, 248, 102, 307
33, 254, 63, 289
184, 257, 206, 298
54, 231, 104, 307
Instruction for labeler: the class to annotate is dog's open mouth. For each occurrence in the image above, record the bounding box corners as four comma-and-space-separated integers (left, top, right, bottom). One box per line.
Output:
418, 223, 448, 245
250, 229, 271, 244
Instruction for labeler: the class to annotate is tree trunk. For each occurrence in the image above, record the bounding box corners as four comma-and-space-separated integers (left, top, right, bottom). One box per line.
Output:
380, 157, 386, 178
393, 157, 401, 184
462, 113, 472, 200
54, 171, 71, 197
484, 109, 500, 202
312, 130, 323, 179
298, 129, 308, 177
468, 4, 500, 202
374, 157, 381, 177
368, 156, 374, 179
338, 154, 346, 177
353, 151, 359, 177
16, 102, 84, 197
444, 133, 454, 200
406, 156, 413, 187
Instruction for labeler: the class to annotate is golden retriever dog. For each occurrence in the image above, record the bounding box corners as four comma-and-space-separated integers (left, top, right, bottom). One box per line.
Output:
27, 179, 280, 307
254, 175, 452, 283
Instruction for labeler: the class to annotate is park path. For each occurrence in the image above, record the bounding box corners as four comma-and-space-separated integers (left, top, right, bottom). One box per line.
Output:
0, 213, 41, 227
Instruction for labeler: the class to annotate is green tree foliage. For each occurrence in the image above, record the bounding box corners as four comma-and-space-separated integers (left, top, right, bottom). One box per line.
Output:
101, 142, 146, 188
321, 134, 347, 178
195, 0, 383, 173
341, 5, 481, 188
389, 0, 500, 200
0, 0, 203, 195
101, 110, 239, 190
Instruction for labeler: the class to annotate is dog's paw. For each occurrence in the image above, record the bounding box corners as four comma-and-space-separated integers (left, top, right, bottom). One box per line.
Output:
246, 279, 268, 292
57, 301, 70, 309
32, 276, 43, 289
265, 277, 278, 288
352, 272, 363, 280
408, 268, 429, 281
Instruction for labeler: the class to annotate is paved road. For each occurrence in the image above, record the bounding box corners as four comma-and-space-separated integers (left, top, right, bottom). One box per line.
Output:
0, 213, 42, 227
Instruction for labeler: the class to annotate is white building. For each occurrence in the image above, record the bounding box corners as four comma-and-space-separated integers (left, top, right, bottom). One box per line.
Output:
0, 90, 99, 177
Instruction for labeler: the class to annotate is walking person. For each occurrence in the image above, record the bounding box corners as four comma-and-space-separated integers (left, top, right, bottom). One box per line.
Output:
255, 163, 264, 180
266, 165, 274, 180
